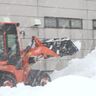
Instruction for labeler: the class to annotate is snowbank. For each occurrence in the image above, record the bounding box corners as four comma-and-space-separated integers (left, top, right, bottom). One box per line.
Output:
51, 48, 96, 79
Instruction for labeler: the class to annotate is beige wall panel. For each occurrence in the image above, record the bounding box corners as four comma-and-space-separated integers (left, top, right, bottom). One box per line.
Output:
44, 29, 58, 38
87, 1, 96, 10
39, 0, 86, 9
88, 11, 96, 19
0, 4, 37, 16
0, 0, 37, 5
82, 30, 93, 39
70, 30, 82, 39
57, 29, 71, 38
81, 40, 94, 50
38, 7, 87, 19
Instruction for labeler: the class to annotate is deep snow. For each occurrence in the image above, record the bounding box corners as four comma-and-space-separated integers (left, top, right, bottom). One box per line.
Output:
1, 75, 96, 96
51, 47, 96, 80
1, 43, 96, 96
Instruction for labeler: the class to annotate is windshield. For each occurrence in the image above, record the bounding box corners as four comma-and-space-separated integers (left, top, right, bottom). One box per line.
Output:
0, 32, 3, 54
0, 23, 20, 60
7, 34, 17, 57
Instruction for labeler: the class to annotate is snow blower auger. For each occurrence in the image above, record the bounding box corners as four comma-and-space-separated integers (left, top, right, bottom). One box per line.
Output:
0, 22, 79, 87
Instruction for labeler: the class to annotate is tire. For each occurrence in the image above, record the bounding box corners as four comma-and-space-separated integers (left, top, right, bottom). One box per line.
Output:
25, 70, 39, 86
0, 72, 17, 87
37, 72, 51, 86
26, 70, 51, 86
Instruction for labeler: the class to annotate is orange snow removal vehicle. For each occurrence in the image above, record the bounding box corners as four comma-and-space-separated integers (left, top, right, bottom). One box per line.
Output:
0, 22, 78, 87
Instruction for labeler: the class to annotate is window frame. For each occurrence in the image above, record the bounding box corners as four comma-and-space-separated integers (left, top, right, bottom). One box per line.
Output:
44, 16, 83, 29
57, 17, 71, 29
44, 17, 57, 28
93, 19, 96, 30
70, 18, 83, 29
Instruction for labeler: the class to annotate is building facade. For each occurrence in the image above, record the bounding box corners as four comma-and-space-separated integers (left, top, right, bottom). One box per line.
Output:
0, 0, 96, 70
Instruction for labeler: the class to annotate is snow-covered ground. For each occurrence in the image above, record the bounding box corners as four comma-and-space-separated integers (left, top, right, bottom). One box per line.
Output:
1, 43, 96, 96
1, 75, 96, 96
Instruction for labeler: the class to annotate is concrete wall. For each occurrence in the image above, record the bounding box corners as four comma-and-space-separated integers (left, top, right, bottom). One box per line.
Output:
0, 0, 96, 70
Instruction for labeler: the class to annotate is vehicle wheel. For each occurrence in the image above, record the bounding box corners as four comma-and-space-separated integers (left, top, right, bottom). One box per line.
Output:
25, 70, 51, 86
37, 72, 51, 86
25, 70, 39, 86
0, 72, 16, 87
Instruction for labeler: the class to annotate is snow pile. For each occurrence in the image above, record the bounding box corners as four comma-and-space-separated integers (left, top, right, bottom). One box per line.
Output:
0, 75, 96, 96
51, 48, 96, 79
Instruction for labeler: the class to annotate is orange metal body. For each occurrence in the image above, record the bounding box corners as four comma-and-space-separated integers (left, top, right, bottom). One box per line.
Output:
0, 22, 59, 84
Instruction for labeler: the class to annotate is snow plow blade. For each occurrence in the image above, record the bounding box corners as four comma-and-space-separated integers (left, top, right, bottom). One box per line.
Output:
42, 38, 79, 57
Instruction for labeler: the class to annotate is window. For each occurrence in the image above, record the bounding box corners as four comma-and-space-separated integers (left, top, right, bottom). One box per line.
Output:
7, 34, 17, 54
93, 19, 96, 29
0, 32, 3, 54
44, 17, 83, 29
71, 19, 82, 29
57, 18, 70, 28
44, 17, 57, 28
